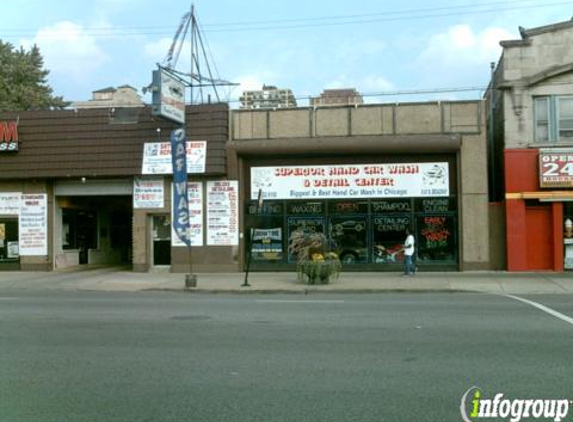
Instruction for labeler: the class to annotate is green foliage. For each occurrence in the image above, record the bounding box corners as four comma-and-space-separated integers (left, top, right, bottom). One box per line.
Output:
0, 40, 69, 111
289, 230, 342, 284
297, 258, 342, 285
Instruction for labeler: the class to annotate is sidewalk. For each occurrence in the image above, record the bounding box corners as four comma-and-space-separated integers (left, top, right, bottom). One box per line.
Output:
0, 267, 571, 295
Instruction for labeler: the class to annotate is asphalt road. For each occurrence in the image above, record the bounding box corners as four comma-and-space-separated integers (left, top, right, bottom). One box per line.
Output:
0, 291, 572, 422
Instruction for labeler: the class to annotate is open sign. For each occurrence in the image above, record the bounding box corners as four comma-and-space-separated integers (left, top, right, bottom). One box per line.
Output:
539, 150, 573, 188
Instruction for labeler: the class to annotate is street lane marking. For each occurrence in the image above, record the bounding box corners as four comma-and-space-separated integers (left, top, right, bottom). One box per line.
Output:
256, 300, 345, 304
503, 294, 573, 326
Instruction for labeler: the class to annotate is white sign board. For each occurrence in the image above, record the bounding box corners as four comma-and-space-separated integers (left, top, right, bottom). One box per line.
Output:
171, 182, 203, 246
152, 68, 186, 124
19, 194, 47, 256
133, 177, 164, 209
0, 192, 21, 215
207, 181, 239, 246
142, 141, 206, 174
250, 163, 449, 200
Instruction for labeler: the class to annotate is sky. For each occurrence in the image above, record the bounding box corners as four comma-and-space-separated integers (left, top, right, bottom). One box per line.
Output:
2, 0, 572, 106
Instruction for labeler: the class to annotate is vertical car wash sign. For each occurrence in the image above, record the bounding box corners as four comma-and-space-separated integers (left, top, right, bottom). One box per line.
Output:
19, 194, 47, 255
0, 121, 19, 152
171, 129, 192, 246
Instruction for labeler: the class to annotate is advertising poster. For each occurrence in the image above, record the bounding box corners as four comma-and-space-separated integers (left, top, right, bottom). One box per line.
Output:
141, 141, 207, 175
207, 181, 239, 246
19, 194, 47, 256
539, 149, 573, 188
251, 228, 283, 261
133, 177, 164, 209
251, 162, 449, 200
0, 192, 21, 215
171, 182, 203, 247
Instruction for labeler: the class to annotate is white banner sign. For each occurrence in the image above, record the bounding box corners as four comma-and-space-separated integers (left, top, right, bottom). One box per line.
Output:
142, 141, 207, 174
171, 182, 203, 246
133, 177, 164, 209
19, 194, 47, 256
207, 181, 239, 246
0, 192, 21, 215
250, 163, 449, 200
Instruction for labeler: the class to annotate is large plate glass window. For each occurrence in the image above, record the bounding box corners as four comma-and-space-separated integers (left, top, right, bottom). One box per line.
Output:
287, 217, 325, 263
372, 215, 410, 264
416, 215, 456, 262
329, 216, 368, 264
245, 201, 284, 262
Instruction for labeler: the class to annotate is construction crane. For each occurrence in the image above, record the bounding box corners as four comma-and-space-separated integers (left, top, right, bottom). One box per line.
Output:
159, 4, 237, 104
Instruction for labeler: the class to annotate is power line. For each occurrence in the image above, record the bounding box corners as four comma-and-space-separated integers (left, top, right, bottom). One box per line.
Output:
0, 0, 569, 38
201, 0, 559, 28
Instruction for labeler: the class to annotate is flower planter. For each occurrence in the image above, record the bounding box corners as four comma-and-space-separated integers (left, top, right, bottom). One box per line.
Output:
298, 259, 341, 285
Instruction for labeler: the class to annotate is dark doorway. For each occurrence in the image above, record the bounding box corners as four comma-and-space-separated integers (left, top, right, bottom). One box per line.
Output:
152, 215, 171, 266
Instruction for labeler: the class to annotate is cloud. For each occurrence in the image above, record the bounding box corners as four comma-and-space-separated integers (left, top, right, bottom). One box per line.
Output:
144, 37, 175, 64
20, 21, 109, 80
418, 24, 515, 68
361, 75, 394, 93
413, 24, 517, 91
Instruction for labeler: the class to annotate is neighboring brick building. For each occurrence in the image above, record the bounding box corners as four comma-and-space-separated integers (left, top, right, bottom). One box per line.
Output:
487, 19, 573, 271
0, 104, 233, 272
239, 85, 297, 109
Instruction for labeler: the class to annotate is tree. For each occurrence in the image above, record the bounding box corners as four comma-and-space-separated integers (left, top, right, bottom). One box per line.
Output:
0, 40, 68, 111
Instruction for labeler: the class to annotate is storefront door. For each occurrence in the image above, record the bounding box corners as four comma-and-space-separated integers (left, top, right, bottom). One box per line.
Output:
152, 215, 171, 266
526, 206, 554, 270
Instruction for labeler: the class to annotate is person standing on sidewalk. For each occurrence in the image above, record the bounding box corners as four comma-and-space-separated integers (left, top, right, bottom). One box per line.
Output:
402, 228, 415, 276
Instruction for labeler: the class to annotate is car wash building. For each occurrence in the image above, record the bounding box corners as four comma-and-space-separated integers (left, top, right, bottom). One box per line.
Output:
228, 100, 492, 272
0, 103, 235, 272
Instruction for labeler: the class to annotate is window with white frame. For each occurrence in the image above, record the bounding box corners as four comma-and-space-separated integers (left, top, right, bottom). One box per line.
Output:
534, 95, 573, 143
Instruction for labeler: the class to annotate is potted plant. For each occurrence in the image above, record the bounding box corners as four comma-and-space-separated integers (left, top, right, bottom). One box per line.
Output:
288, 230, 342, 284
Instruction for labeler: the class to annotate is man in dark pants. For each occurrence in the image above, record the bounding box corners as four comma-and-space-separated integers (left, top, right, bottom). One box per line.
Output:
402, 228, 415, 276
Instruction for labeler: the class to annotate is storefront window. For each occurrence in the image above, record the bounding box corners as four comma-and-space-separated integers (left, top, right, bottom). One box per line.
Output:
372, 215, 410, 264
287, 217, 325, 263
328, 201, 368, 264
328, 216, 367, 264
416, 215, 456, 261
243, 197, 458, 269
0, 219, 19, 264
245, 201, 284, 263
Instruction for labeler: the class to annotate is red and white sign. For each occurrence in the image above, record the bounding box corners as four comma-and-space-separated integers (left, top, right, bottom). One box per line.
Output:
207, 181, 239, 246
142, 141, 206, 174
539, 149, 573, 188
250, 163, 449, 200
0, 121, 19, 152
133, 177, 164, 208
